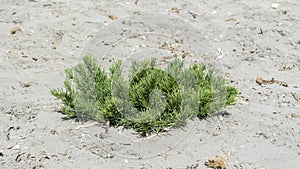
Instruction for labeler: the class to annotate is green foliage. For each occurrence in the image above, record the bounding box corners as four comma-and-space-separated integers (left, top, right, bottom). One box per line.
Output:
50, 68, 76, 117
51, 55, 238, 135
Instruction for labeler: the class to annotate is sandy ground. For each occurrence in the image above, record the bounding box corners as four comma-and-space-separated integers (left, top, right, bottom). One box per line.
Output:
1, 0, 300, 168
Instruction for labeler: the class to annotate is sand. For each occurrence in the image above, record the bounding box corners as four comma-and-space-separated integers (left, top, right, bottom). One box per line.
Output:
0, 0, 299, 168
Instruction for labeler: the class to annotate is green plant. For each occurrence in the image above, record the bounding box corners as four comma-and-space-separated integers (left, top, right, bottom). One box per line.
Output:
51, 55, 238, 135
51, 68, 76, 117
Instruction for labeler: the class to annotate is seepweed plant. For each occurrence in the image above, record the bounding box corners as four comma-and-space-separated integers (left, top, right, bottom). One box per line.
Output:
51, 55, 238, 135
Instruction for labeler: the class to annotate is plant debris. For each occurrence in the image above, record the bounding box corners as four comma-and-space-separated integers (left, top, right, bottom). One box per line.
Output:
171, 7, 181, 13
256, 76, 288, 87
205, 155, 227, 169
188, 11, 198, 19
20, 82, 33, 88
286, 113, 300, 119
134, 0, 139, 5
280, 65, 294, 71
291, 93, 300, 102
108, 15, 117, 20
10, 26, 21, 34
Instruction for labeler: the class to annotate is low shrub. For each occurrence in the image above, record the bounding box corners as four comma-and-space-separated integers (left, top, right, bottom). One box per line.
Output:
51, 56, 238, 135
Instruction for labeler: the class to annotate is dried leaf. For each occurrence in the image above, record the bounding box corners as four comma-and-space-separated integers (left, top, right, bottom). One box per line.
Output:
256, 76, 288, 87
20, 82, 33, 88
159, 42, 176, 53
280, 65, 294, 71
205, 155, 227, 169
108, 15, 117, 20
181, 51, 188, 59
225, 73, 231, 78
256, 76, 275, 85
278, 81, 288, 87
226, 17, 237, 21
8, 145, 20, 150
291, 93, 300, 102
286, 113, 300, 119
171, 7, 181, 13
133, 11, 140, 15
10, 26, 21, 34
188, 11, 197, 19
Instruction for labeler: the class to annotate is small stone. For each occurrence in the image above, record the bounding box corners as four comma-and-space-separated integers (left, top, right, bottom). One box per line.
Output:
272, 3, 279, 9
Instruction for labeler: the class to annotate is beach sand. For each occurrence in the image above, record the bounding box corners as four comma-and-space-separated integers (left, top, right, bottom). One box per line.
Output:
0, 0, 299, 168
